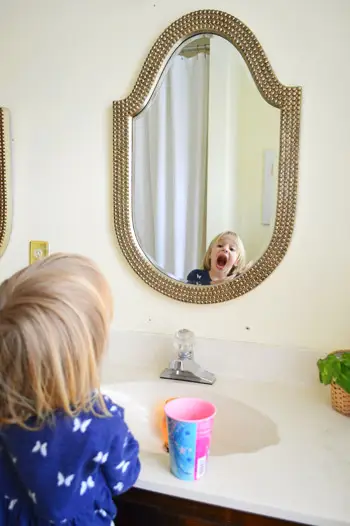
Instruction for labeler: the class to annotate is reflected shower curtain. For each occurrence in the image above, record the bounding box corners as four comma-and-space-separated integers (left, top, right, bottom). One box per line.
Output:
133, 54, 209, 280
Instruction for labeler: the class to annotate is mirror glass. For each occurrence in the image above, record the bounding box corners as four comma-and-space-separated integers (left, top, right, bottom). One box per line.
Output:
132, 34, 280, 285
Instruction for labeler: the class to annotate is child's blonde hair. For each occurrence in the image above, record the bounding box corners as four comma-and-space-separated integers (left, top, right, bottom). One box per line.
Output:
202, 231, 246, 276
0, 253, 113, 428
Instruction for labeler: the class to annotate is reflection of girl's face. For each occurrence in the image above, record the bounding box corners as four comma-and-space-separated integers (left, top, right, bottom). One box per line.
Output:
210, 236, 238, 275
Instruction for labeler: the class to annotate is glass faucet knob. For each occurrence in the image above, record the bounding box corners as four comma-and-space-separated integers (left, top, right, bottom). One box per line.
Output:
174, 328, 195, 354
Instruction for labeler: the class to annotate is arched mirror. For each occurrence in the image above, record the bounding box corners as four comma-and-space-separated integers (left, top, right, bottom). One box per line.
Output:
113, 10, 301, 304
0, 108, 12, 256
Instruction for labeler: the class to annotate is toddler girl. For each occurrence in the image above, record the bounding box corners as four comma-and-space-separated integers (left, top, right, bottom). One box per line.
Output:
187, 231, 251, 285
0, 253, 140, 525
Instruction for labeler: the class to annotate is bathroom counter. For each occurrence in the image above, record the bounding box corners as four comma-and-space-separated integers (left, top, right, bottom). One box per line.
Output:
103, 368, 350, 526
101, 332, 350, 526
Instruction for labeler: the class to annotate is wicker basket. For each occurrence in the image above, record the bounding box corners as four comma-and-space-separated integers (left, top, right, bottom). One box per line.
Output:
329, 350, 350, 416
331, 383, 350, 416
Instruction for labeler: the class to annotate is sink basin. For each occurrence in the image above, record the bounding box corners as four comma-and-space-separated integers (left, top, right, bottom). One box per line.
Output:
102, 380, 279, 457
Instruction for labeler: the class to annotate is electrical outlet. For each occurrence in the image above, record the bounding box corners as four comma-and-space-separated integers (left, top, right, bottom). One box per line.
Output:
29, 240, 49, 264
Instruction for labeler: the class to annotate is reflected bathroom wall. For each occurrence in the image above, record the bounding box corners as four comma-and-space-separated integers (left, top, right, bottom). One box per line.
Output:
207, 37, 280, 263
133, 35, 280, 282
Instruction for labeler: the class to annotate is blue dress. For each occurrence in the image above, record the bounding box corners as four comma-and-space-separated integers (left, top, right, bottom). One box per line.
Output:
187, 269, 211, 285
0, 395, 140, 525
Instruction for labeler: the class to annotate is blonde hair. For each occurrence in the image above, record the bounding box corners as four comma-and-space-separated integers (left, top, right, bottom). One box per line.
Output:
0, 253, 113, 428
202, 231, 246, 276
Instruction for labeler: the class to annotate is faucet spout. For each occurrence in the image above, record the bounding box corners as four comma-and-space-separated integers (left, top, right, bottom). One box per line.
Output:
160, 329, 216, 385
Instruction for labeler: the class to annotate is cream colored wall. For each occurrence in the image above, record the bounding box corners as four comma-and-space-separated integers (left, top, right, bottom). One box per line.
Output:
207, 40, 280, 265
236, 70, 280, 262
206, 37, 239, 245
0, 0, 349, 351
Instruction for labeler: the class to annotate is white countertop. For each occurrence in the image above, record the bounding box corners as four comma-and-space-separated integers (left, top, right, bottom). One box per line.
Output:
102, 331, 350, 526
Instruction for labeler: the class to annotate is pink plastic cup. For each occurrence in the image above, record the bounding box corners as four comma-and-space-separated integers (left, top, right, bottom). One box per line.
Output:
165, 397, 216, 481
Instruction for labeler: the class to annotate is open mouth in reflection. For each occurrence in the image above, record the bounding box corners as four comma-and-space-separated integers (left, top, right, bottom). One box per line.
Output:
216, 253, 228, 270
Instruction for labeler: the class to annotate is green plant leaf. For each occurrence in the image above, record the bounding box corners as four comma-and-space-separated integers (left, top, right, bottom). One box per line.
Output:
317, 352, 350, 390
340, 360, 350, 376
336, 373, 350, 394
341, 352, 350, 366
317, 355, 341, 385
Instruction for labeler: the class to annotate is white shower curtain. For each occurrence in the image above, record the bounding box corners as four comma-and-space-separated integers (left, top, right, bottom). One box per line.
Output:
133, 53, 209, 280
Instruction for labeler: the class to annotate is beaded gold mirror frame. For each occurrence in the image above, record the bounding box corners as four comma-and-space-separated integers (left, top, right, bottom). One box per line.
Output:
0, 108, 11, 257
113, 10, 302, 304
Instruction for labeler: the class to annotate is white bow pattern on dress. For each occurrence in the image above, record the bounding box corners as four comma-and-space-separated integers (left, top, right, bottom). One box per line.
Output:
32, 441, 48, 457
4, 496, 18, 511
116, 460, 130, 473
73, 418, 92, 433
1, 394, 138, 514
57, 472, 75, 487
80, 476, 95, 496
93, 451, 109, 464
28, 490, 36, 504
113, 482, 124, 493
95, 509, 108, 518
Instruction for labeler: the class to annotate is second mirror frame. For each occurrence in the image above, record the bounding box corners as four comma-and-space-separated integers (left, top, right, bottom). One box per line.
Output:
113, 9, 302, 304
0, 108, 12, 258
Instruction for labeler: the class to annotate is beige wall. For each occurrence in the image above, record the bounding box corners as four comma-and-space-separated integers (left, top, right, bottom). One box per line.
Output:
0, 0, 349, 351
236, 70, 280, 262
206, 36, 240, 245
206, 37, 280, 264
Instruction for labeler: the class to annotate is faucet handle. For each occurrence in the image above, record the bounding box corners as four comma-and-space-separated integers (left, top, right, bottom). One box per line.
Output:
174, 328, 195, 358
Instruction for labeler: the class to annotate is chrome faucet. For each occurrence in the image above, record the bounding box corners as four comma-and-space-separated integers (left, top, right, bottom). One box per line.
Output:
160, 329, 216, 385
